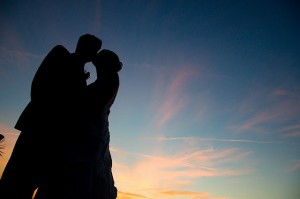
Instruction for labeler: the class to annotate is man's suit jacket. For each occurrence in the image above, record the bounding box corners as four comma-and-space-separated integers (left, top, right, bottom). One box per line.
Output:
15, 45, 87, 132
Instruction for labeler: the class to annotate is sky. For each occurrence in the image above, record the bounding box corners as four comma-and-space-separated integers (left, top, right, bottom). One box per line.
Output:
0, 0, 300, 198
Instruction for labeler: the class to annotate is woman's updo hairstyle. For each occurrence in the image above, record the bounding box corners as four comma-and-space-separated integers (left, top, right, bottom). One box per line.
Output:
92, 49, 122, 73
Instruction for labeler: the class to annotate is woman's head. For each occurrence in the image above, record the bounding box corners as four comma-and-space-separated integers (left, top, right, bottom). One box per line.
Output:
92, 49, 122, 73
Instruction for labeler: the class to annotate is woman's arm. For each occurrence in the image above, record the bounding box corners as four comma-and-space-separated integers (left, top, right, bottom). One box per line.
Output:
86, 73, 119, 112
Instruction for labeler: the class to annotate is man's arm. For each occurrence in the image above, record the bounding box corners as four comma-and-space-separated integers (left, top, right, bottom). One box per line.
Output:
31, 45, 70, 101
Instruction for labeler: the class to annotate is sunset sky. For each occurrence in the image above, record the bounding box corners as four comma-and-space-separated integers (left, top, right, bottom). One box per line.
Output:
1, 0, 300, 198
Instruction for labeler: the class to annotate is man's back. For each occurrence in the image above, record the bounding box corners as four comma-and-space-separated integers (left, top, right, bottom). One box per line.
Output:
15, 45, 71, 132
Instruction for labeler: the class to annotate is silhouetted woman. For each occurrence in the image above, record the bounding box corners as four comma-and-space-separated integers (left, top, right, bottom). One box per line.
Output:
86, 49, 121, 199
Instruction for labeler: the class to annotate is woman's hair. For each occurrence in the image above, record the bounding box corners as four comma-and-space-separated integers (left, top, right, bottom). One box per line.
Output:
92, 49, 122, 73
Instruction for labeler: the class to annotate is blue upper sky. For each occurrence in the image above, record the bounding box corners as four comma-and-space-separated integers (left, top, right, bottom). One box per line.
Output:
1, 1, 300, 198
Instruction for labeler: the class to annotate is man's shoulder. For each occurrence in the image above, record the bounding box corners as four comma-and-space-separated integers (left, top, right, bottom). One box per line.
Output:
39, 45, 71, 65
34, 45, 71, 76
49, 45, 70, 56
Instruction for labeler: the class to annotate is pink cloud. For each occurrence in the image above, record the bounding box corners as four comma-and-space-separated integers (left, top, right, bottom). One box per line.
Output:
117, 189, 229, 199
272, 89, 290, 97
111, 142, 250, 199
148, 136, 282, 144
287, 160, 300, 172
117, 191, 147, 199
280, 124, 300, 137
233, 112, 277, 133
231, 88, 300, 134
159, 190, 209, 199
152, 66, 197, 127
0, 27, 42, 71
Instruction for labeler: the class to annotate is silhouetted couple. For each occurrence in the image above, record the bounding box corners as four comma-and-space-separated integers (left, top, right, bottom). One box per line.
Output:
0, 34, 122, 199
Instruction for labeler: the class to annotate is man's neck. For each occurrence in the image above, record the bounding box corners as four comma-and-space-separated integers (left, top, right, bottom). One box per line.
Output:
71, 53, 86, 66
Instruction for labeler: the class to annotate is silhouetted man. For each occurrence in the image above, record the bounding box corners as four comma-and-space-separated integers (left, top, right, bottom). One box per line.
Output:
0, 34, 102, 199
0, 134, 4, 156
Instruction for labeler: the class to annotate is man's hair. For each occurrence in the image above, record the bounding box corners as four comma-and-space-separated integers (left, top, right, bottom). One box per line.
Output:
75, 34, 102, 55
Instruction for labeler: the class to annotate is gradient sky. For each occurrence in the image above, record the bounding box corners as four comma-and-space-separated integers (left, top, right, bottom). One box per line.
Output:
1, 0, 300, 199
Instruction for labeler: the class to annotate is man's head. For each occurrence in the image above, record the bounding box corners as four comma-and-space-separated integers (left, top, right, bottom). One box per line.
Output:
92, 49, 122, 73
75, 34, 102, 63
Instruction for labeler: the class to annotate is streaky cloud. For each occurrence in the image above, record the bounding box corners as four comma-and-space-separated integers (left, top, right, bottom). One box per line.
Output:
117, 191, 147, 199
232, 87, 300, 135
287, 160, 300, 172
0, 46, 43, 70
143, 136, 284, 144
159, 190, 209, 197
111, 143, 251, 199
280, 124, 300, 137
152, 66, 197, 127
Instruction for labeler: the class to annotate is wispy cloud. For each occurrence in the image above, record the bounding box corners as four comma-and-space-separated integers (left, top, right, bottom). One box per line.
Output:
159, 190, 209, 199
117, 189, 228, 199
287, 160, 300, 172
117, 191, 147, 199
280, 124, 300, 137
145, 136, 284, 144
0, 46, 42, 71
111, 140, 251, 199
231, 88, 300, 135
151, 66, 197, 127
